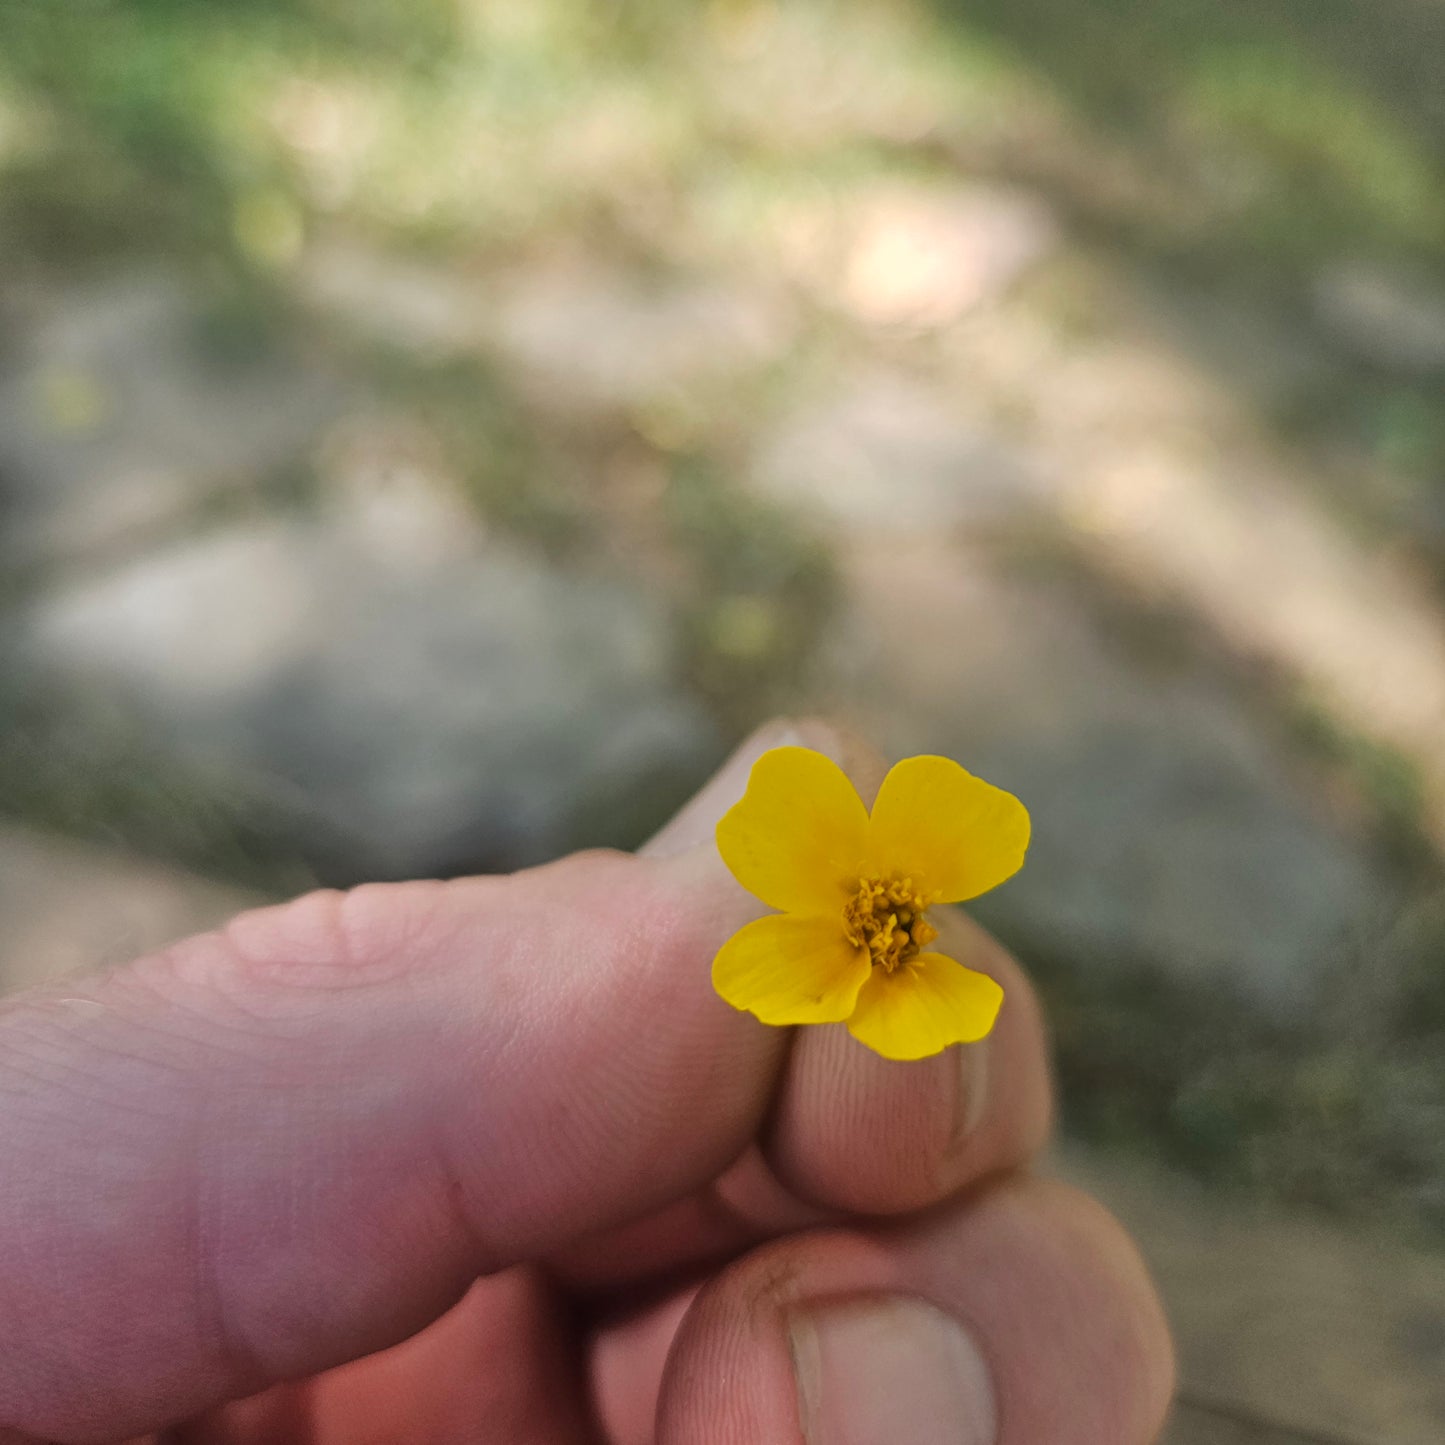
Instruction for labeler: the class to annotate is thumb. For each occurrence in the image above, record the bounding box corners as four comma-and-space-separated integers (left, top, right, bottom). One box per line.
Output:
0, 719, 838, 1443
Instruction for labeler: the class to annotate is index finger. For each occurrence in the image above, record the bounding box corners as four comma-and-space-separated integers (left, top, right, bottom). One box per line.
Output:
0, 836, 776, 1440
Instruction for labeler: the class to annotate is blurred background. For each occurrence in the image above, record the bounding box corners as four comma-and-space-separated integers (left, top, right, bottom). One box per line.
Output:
2, 0, 1444, 1438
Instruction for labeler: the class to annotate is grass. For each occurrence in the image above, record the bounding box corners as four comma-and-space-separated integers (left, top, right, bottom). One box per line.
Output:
928, 0, 1445, 263
1007, 918, 1445, 1242
0, 681, 320, 893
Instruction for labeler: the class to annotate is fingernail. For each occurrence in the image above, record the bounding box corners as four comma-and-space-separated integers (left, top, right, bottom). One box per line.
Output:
790, 1296, 996, 1445
639, 718, 844, 859
953, 1033, 992, 1150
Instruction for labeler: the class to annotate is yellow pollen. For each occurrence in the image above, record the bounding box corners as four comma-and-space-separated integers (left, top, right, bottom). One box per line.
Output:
842, 875, 939, 973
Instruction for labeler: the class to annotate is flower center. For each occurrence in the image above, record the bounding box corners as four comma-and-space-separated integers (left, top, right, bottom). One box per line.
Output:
842, 875, 938, 973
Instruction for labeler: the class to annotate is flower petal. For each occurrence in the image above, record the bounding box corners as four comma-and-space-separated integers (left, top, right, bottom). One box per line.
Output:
713, 913, 871, 1026
866, 755, 1029, 903
716, 747, 870, 913
845, 952, 1003, 1060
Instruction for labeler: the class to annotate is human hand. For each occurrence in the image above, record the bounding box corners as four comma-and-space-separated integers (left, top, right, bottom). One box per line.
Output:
0, 719, 1173, 1444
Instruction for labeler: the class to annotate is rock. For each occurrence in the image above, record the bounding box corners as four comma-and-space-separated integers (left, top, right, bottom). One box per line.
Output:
750, 367, 1047, 534
299, 243, 491, 357
18, 515, 719, 880
831, 541, 1393, 1013
0, 274, 341, 572
1313, 261, 1445, 373
490, 255, 794, 412
299, 245, 794, 411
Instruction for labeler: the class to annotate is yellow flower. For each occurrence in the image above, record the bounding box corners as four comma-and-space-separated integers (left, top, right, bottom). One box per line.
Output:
712, 748, 1029, 1061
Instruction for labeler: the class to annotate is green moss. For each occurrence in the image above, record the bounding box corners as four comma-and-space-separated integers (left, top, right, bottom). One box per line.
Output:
0, 685, 315, 893
1008, 922, 1445, 1240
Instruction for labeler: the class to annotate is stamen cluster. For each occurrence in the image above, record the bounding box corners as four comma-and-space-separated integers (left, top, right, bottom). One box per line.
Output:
843, 875, 938, 973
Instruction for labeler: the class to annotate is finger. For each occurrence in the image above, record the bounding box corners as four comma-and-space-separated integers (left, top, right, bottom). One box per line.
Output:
558, 731, 1053, 1294
549, 1141, 834, 1293
765, 732, 1052, 1214
540, 720, 860, 1294
0, 726, 805, 1442
589, 1282, 703, 1445
764, 905, 1053, 1215
652, 1176, 1175, 1445
184, 1268, 595, 1445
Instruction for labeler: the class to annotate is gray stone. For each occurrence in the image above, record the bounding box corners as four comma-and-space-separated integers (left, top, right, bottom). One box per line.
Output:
1313, 261, 1445, 372
19, 514, 718, 879
491, 255, 795, 412
750, 368, 1048, 534
298, 243, 491, 357
0, 274, 341, 572
832, 542, 1395, 1012
305, 245, 798, 414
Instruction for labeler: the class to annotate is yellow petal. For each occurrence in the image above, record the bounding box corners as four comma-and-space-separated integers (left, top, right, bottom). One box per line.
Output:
713, 913, 871, 1025
845, 952, 1003, 1060
716, 747, 870, 913
866, 755, 1029, 903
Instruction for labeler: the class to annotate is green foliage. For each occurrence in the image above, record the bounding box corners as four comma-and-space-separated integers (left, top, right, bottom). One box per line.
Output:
0, 683, 316, 892
1012, 922, 1445, 1239
929, 0, 1445, 271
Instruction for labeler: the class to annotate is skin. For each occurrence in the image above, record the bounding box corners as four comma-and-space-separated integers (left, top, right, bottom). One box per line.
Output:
0, 719, 1174, 1445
